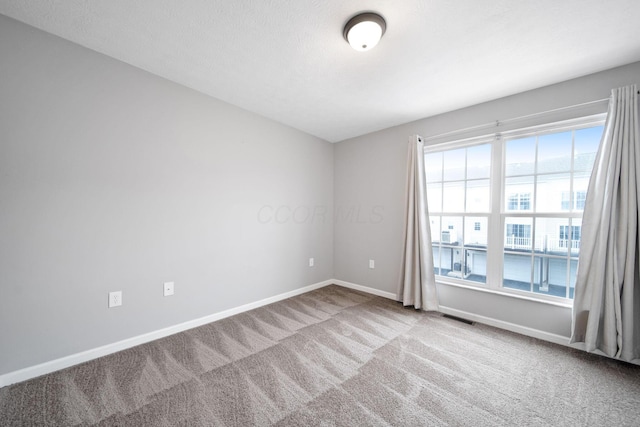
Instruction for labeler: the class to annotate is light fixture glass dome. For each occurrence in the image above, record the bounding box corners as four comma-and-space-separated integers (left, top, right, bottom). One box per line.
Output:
343, 13, 386, 52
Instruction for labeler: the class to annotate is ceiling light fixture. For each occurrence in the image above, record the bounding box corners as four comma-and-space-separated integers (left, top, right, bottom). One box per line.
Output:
343, 12, 386, 52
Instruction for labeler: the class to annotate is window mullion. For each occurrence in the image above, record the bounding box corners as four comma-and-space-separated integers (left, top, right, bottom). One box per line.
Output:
486, 138, 503, 290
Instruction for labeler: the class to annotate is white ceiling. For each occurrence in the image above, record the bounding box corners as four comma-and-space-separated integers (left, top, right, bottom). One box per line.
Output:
1, 1, 639, 142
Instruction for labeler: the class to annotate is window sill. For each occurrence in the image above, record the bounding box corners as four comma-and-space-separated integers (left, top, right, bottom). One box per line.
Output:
435, 278, 574, 309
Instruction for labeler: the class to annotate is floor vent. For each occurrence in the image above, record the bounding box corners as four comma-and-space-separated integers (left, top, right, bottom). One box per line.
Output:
443, 314, 474, 325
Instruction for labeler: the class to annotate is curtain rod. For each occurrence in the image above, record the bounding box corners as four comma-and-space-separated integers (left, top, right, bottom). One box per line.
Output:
422, 98, 609, 143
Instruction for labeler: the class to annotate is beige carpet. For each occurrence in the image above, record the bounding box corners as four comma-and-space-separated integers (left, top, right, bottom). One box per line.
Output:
1, 285, 640, 426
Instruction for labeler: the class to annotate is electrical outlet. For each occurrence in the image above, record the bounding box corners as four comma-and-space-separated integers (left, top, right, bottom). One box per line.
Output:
109, 291, 122, 308
309, 257, 314, 267
369, 259, 375, 269
164, 282, 174, 297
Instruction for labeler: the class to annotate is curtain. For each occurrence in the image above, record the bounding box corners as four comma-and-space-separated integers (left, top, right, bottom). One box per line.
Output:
397, 135, 438, 310
571, 85, 640, 361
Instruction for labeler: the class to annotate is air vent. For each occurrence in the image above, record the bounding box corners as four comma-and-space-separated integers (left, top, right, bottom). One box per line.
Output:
443, 314, 474, 325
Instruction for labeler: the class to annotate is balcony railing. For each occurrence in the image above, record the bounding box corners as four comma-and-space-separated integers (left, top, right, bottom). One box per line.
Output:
505, 235, 580, 253
432, 235, 580, 253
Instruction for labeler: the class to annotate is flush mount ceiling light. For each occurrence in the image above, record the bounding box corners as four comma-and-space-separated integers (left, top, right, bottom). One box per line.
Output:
343, 12, 386, 52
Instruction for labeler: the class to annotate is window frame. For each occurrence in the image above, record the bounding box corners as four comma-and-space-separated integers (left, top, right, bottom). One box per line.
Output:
424, 114, 605, 304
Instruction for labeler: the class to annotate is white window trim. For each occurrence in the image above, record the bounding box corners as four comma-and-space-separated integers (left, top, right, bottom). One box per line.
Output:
424, 113, 606, 304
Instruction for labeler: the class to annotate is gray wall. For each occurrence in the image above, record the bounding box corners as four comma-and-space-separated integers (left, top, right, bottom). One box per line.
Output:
334, 61, 640, 338
0, 15, 334, 375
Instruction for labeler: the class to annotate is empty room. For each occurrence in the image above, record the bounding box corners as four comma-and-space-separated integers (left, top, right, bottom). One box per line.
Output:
1, 1, 640, 425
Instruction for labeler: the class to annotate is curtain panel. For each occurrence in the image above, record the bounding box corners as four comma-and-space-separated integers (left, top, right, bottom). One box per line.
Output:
397, 135, 439, 310
571, 85, 640, 362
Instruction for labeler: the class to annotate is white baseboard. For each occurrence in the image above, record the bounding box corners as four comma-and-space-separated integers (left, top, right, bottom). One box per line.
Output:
333, 280, 397, 300
0, 279, 333, 388
331, 280, 572, 347
333, 280, 574, 347
438, 305, 570, 347
337, 281, 640, 366
0, 278, 584, 388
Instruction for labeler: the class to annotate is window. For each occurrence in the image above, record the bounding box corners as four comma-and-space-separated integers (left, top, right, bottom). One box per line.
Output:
424, 116, 604, 301
506, 224, 531, 238
506, 223, 531, 240
575, 191, 587, 210
561, 192, 571, 210
561, 191, 587, 210
559, 225, 581, 249
426, 144, 490, 283
507, 193, 531, 211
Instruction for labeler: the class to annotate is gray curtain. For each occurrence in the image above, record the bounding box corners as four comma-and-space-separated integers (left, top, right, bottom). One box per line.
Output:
397, 135, 438, 310
571, 85, 640, 361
